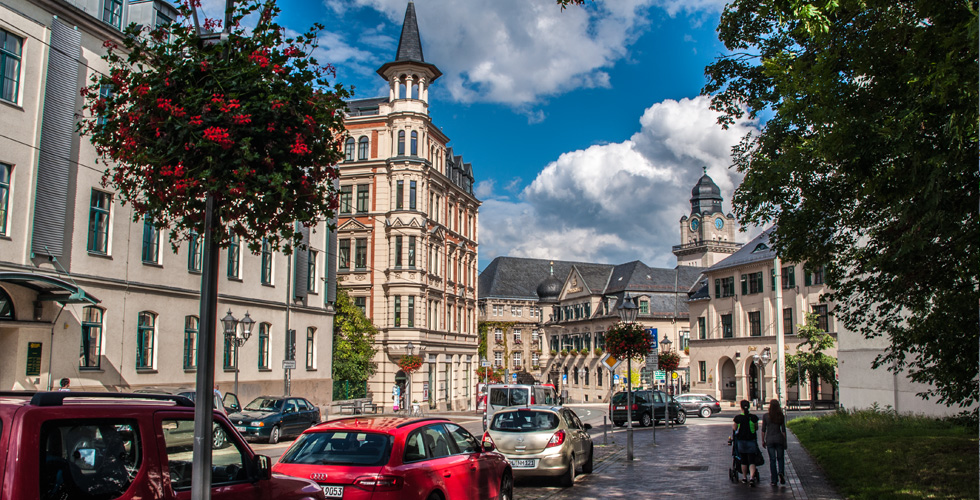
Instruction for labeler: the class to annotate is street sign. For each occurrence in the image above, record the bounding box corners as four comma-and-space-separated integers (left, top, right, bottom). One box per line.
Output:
646, 353, 658, 372
481, 360, 490, 367
613, 374, 620, 385
672, 371, 679, 380
512, 373, 517, 381
282, 359, 296, 369
654, 370, 666, 383
562, 373, 567, 384
26, 342, 42, 376
599, 353, 622, 371
647, 328, 658, 352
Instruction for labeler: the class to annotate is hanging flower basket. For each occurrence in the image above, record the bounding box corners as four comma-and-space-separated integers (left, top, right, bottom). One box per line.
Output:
605, 321, 653, 361
398, 354, 423, 374
78, 0, 350, 252
659, 350, 681, 372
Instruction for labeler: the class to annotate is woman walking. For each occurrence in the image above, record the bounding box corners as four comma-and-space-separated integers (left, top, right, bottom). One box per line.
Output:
762, 399, 788, 485
732, 399, 761, 485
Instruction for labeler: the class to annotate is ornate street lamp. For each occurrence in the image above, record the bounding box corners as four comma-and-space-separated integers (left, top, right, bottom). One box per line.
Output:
660, 336, 673, 395
760, 347, 772, 407
222, 310, 254, 397
617, 292, 638, 462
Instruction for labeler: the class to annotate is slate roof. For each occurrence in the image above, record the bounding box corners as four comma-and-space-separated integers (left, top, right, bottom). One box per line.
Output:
347, 97, 388, 116
479, 256, 708, 317
706, 227, 777, 273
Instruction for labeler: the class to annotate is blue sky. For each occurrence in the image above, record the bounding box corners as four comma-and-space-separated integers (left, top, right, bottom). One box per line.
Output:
200, 0, 762, 270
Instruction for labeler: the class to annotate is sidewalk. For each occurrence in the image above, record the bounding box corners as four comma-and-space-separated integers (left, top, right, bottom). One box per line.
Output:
534, 417, 842, 500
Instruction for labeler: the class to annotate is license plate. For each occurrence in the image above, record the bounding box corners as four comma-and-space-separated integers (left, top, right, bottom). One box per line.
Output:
615, 406, 626, 410
510, 459, 536, 469
322, 486, 344, 498
235, 426, 246, 432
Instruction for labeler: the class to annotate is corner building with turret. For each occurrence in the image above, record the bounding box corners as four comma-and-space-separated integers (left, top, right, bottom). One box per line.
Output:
336, 2, 480, 411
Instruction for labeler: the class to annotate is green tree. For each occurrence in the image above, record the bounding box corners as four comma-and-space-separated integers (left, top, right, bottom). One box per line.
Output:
332, 288, 378, 383
702, 0, 978, 410
786, 313, 838, 409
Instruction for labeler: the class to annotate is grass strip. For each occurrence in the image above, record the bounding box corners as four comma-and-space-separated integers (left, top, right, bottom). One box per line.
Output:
788, 409, 977, 499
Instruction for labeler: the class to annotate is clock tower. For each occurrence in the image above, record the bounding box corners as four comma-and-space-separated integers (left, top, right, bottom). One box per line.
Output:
674, 168, 741, 267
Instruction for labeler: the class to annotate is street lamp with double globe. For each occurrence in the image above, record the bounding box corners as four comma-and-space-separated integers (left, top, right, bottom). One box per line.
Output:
221, 309, 255, 397
616, 292, 638, 461
660, 336, 673, 395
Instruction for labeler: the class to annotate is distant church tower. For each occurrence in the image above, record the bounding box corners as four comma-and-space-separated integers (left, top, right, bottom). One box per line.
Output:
674, 168, 741, 267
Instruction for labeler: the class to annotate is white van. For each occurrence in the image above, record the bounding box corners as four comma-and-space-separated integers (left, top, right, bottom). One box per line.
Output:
483, 384, 559, 430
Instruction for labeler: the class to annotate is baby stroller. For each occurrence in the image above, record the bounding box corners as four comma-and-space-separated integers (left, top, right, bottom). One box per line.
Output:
727, 433, 759, 484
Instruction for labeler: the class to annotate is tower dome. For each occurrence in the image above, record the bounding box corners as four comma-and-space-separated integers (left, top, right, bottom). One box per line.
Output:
536, 262, 562, 304
690, 167, 723, 215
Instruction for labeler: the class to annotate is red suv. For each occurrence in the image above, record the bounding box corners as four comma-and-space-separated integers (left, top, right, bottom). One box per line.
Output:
0, 391, 324, 500
272, 416, 513, 500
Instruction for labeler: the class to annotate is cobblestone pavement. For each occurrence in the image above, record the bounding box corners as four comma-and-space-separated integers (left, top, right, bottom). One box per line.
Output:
514, 416, 843, 500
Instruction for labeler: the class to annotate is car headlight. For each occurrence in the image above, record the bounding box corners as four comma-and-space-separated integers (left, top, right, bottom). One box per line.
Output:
251, 422, 265, 427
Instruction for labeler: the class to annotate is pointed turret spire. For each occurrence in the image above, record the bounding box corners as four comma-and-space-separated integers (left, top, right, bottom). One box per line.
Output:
395, 2, 424, 63
376, 2, 441, 82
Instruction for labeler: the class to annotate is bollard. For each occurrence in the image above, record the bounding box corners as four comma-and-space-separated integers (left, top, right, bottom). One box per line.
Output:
603, 416, 607, 445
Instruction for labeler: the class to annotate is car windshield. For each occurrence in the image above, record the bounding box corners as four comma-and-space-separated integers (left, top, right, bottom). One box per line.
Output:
611, 392, 641, 405
490, 410, 559, 433
244, 397, 283, 411
279, 431, 391, 466
489, 388, 529, 406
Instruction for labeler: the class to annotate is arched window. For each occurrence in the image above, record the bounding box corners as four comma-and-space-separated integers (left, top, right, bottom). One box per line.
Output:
344, 137, 355, 161
306, 327, 316, 369
258, 322, 271, 369
80, 306, 103, 369
183, 315, 198, 369
410, 131, 418, 156
357, 136, 369, 160
136, 311, 156, 369
397, 131, 406, 156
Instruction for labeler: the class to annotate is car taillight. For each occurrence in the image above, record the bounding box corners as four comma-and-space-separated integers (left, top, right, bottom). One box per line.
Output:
482, 431, 495, 448
546, 429, 565, 448
353, 474, 403, 492
631, 404, 639, 411
530, 395, 536, 405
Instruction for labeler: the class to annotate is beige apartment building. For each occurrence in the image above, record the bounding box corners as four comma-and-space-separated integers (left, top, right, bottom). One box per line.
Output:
0, 0, 336, 403
336, 2, 480, 411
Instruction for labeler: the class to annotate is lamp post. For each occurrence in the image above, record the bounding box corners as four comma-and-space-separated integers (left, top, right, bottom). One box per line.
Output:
221, 310, 255, 398
617, 292, 638, 462
660, 336, 673, 395
406, 342, 415, 411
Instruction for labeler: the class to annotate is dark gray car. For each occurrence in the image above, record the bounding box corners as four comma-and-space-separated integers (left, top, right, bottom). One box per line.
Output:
609, 390, 686, 427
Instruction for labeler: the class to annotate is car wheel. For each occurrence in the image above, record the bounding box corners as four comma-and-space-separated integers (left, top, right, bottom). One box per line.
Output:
675, 411, 687, 425
498, 472, 513, 500
640, 412, 652, 427
614, 421, 625, 427
700, 406, 712, 418
212, 425, 227, 449
582, 445, 594, 474
560, 454, 576, 487
268, 425, 281, 444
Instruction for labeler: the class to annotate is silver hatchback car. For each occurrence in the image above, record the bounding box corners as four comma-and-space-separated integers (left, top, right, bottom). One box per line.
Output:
483, 406, 593, 487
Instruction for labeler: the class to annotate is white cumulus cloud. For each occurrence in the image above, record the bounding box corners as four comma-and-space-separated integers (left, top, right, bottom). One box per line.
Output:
478, 95, 760, 269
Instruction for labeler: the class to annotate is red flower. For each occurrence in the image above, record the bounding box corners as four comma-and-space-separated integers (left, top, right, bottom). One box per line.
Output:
290, 134, 311, 155
202, 126, 233, 149
248, 49, 270, 68
232, 114, 251, 125
189, 115, 203, 126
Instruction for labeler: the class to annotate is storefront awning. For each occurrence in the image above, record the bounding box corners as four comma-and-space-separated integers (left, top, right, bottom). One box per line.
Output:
0, 272, 100, 305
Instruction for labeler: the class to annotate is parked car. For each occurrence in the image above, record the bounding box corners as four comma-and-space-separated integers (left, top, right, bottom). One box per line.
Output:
134, 386, 241, 449
483, 406, 593, 487
0, 390, 324, 500
484, 384, 559, 430
675, 393, 722, 418
228, 396, 320, 444
609, 390, 686, 427
272, 416, 513, 500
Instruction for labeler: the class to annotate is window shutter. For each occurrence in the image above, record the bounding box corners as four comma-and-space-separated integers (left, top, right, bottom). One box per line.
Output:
293, 223, 310, 300
804, 267, 812, 286
741, 275, 748, 296
32, 18, 81, 258
714, 279, 720, 298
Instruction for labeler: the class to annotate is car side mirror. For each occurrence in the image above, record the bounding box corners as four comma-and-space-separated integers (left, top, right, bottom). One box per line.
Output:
228, 403, 241, 412
253, 454, 272, 481
482, 440, 495, 452
583, 423, 592, 431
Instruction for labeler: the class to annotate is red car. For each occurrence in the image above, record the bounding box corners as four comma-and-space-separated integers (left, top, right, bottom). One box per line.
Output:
272, 416, 513, 500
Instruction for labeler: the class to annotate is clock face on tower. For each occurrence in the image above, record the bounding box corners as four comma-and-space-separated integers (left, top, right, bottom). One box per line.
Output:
690, 218, 700, 232
715, 218, 725, 230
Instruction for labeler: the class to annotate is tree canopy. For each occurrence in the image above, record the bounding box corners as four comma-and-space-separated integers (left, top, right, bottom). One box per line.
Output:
332, 288, 378, 382
703, 0, 978, 410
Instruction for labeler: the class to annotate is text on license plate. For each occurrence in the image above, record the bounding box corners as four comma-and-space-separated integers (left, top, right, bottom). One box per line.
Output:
235, 426, 246, 432
510, 459, 536, 468
322, 486, 344, 498
615, 406, 626, 410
